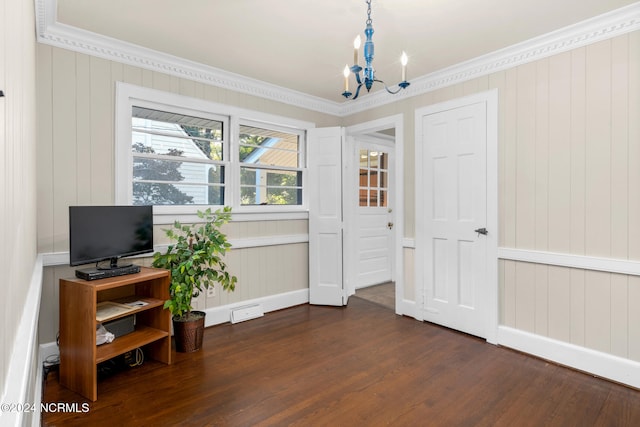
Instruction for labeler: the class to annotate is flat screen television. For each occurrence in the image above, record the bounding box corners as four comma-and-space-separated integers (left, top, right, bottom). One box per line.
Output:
69, 205, 154, 269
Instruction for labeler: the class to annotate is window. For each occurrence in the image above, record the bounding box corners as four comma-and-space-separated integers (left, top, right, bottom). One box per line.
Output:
116, 83, 311, 214
359, 149, 388, 207
131, 107, 228, 206
239, 123, 303, 206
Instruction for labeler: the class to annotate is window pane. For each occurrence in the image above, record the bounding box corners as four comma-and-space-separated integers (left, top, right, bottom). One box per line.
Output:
379, 152, 388, 169
359, 150, 368, 168
240, 168, 256, 185
240, 167, 302, 205
359, 169, 368, 187
379, 171, 388, 190
133, 107, 222, 140
133, 158, 224, 185
133, 133, 223, 161
359, 189, 368, 207
133, 157, 224, 205
380, 190, 388, 207
239, 125, 300, 168
267, 187, 302, 205
132, 107, 224, 161
369, 189, 379, 207
370, 151, 379, 168
370, 171, 379, 188
132, 182, 224, 206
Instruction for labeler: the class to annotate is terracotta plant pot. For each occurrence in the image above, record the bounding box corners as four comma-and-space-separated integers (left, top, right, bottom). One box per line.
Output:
172, 311, 205, 353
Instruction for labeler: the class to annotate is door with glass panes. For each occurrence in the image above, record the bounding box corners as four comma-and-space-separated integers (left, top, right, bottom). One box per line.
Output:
356, 138, 394, 288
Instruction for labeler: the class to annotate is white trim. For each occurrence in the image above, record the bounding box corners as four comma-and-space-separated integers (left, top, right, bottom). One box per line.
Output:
36, 0, 640, 117
41, 233, 309, 267
0, 256, 43, 427
203, 289, 308, 327
414, 90, 499, 344
403, 238, 415, 249
397, 298, 421, 321
498, 247, 640, 276
498, 326, 640, 389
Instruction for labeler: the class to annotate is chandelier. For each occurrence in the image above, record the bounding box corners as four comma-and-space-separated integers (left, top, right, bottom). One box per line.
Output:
342, 0, 410, 100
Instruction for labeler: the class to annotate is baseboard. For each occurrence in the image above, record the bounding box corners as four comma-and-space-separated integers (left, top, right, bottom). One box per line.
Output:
397, 298, 422, 321
203, 289, 309, 327
39, 289, 310, 351
1, 255, 43, 427
497, 326, 640, 389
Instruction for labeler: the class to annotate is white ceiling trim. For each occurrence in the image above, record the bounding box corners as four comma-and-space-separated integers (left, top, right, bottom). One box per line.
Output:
35, 0, 640, 118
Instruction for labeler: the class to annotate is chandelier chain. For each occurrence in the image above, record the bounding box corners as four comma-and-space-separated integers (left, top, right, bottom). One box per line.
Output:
366, 0, 372, 25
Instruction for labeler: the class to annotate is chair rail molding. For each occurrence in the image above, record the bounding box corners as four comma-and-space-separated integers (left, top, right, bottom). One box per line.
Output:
498, 247, 640, 277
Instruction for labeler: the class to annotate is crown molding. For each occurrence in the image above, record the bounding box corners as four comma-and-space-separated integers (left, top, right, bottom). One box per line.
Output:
34, 0, 343, 116
339, 1, 640, 116
35, 0, 640, 118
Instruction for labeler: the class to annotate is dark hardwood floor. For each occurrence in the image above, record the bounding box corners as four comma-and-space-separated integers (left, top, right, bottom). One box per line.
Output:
43, 297, 640, 426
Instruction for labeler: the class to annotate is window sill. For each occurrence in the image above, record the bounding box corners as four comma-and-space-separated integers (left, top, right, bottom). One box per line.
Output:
152, 205, 308, 224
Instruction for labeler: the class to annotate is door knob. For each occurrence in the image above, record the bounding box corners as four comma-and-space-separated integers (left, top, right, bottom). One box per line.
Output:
388, 222, 394, 229
474, 227, 488, 236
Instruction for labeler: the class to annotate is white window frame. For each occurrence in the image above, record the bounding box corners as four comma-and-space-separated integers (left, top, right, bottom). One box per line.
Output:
236, 119, 306, 209
115, 83, 313, 222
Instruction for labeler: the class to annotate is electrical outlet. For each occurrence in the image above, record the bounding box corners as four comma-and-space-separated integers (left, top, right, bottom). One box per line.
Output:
207, 286, 215, 298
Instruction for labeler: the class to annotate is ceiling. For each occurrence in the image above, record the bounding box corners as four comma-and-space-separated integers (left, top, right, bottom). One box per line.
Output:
55, 0, 638, 103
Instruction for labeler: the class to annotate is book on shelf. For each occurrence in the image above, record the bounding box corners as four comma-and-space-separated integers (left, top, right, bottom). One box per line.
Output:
96, 301, 135, 322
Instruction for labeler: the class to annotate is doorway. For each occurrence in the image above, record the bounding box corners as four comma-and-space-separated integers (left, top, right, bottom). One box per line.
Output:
308, 115, 405, 315
345, 115, 404, 314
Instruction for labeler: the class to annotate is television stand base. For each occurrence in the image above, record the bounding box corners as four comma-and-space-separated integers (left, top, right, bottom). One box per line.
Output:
75, 264, 141, 281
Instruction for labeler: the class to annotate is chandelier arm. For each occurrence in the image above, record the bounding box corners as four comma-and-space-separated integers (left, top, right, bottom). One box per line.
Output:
352, 83, 364, 100
370, 79, 401, 95
354, 71, 363, 85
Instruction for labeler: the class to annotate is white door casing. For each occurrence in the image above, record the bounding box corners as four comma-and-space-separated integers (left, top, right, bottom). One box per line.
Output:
415, 90, 498, 343
308, 127, 345, 306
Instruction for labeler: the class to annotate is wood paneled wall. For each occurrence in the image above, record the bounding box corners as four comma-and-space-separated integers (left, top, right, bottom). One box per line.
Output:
35, 45, 337, 255
498, 33, 640, 362
1, 0, 38, 400
35, 45, 334, 344
344, 31, 640, 362
500, 36, 640, 258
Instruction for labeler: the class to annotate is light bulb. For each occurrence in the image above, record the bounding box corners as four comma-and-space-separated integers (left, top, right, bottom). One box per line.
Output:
353, 35, 361, 65
401, 51, 408, 81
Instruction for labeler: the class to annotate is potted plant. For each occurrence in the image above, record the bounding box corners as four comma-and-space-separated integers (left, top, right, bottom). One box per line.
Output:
152, 206, 237, 352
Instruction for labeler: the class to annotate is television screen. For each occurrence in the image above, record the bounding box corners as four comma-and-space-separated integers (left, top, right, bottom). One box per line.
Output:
69, 205, 154, 268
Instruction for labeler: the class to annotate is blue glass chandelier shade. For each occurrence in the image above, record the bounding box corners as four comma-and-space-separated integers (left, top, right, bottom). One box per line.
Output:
342, 0, 410, 100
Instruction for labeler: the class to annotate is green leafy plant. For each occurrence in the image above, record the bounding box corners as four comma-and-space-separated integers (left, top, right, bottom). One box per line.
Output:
152, 206, 237, 320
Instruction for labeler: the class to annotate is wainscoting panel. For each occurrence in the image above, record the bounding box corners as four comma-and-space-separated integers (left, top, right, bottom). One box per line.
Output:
499, 256, 639, 363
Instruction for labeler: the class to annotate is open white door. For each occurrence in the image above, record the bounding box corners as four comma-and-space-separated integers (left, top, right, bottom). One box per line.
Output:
308, 127, 346, 306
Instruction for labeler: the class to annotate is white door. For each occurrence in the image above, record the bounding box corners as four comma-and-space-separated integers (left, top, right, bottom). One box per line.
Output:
355, 138, 394, 288
308, 127, 346, 306
420, 100, 488, 338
